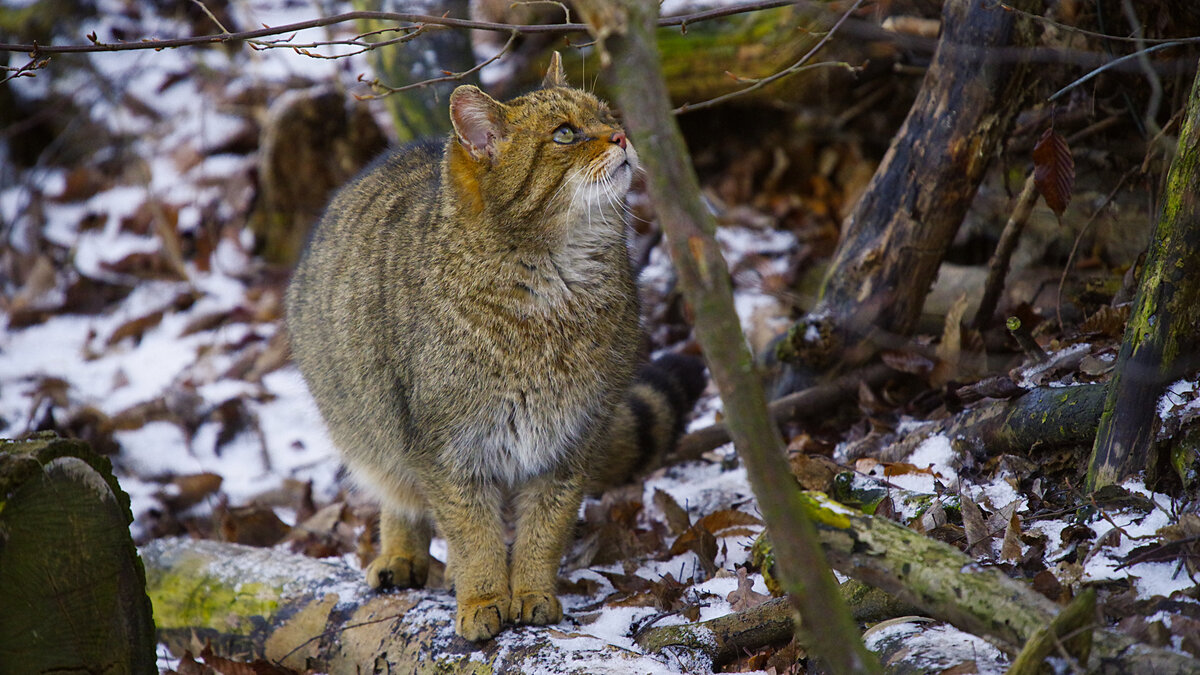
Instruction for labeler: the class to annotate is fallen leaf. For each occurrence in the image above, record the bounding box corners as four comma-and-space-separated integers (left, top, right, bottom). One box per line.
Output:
959, 490, 991, 556
1000, 510, 1023, 562
727, 566, 770, 611
653, 488, 691, 536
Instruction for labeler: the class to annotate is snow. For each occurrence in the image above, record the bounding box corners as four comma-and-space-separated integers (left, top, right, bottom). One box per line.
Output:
5, 0, 1196, 670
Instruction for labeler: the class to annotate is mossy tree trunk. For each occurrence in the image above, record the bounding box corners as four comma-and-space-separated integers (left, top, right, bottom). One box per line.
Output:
0, 434, 156, 674
574, 2, 881, 673
1088, 60, 1200, 491
353, 0, 475, 142
788, 0, 1036, 365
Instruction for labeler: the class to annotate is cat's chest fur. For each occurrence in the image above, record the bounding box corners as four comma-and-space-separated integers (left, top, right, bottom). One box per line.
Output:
424, 235, 639, 483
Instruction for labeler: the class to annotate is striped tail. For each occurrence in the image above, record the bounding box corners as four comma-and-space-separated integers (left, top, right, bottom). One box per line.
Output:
592, 353, 707, 489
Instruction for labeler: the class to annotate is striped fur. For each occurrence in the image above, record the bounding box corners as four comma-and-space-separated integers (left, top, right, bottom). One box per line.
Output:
286, 66, 701, 642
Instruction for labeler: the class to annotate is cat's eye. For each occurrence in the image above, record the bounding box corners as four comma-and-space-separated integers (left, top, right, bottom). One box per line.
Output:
552, 124, 578, 144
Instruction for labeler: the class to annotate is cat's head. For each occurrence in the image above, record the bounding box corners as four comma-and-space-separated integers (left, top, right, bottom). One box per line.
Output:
445, 54, 638, 227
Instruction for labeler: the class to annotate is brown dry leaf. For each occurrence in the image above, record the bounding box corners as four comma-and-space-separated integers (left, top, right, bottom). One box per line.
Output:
668, 522, 719, 577
161, 472, 223, 511
788, 453, 840, 492
198, 643, 300, 675
653, 488, 691, 536
727, 566, 770, 612
1032, 128, 1075, 217
1080, 304, 1129, 337
695, 508, 764, 537
959, 491, 991, 556
99, 250, 184, 280
880, 349, 935, 376
8, 254, 58, 314
1000, 510, 1023, 562
106, 309, 164, 347
649, 572, 689, 612
218, 503, 290, 547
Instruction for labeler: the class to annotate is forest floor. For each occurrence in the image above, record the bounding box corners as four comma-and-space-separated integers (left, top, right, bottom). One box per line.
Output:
2, 1, 1198, 673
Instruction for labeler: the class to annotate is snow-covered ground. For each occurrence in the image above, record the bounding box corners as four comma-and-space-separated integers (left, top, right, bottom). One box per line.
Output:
3, 2, 1197, 673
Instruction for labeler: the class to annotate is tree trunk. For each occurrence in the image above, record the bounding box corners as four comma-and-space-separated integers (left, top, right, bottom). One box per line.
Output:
0, 434, 157, 674
574, 2, 881, 673
1087, 59, 1200, 491
791, 0, 1036, 365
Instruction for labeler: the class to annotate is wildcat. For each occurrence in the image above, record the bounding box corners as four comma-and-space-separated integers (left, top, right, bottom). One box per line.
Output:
286, 55, 704, 641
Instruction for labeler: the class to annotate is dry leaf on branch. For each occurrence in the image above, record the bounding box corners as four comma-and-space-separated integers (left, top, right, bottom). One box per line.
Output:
1032, 128, 1075, 217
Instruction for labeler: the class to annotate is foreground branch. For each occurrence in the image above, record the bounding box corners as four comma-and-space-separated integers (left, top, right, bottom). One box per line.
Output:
577, 2, 880, 673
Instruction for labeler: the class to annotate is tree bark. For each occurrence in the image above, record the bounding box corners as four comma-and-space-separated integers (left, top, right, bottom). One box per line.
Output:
574, 2, 881, 673
0, 434, 157, 674
792, 0, 1037, 364
1088, 60, 1200, 491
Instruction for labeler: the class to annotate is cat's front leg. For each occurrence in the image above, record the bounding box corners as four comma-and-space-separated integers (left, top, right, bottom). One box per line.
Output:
510, 472, 585, 626
424, 472, 511, 641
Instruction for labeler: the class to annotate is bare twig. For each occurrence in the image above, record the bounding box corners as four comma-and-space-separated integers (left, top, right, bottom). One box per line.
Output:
674, 0, 864, 113
1047, 40, 1193, 102
0, 1, 794, 55
356, 30, 518, 98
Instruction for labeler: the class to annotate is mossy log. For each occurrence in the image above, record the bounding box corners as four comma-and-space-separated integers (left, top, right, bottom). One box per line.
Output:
0, 434, 156, 674
142, 537, 672, 673
1088, 59, 1200, 491
493, 3, 880, 110
843, 383, 1108, 463
791, 491, 1196, 673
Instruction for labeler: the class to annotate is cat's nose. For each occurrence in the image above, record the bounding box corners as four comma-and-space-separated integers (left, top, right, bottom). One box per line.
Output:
610, 132, 627, 150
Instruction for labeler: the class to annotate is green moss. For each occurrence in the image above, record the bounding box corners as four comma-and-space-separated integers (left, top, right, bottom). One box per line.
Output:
146, 563, 280, 632
799, 491, 853, 529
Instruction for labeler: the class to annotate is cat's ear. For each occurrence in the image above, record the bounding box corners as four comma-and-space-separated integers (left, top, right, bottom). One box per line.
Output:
450, 85, 507, 163
542, 52, 569, 88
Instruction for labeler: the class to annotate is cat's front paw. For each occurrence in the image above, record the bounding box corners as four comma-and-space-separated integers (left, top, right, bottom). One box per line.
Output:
456, 593, 511, 641
511, 590, 562, 626
365, 553, 429, 589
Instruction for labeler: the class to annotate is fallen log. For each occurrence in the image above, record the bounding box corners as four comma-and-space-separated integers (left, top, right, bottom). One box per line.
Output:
793, 491, 1196, 673
843, 383, 1107, 463
142, 537, 675, 673
635, 581, 916, 665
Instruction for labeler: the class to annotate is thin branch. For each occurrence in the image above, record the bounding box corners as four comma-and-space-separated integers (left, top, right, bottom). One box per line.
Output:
0, 1, 794, 55
674, 0, 864, 114
996, 1, 1189, 45
355, 30, 518, 99
1047, 40, 1194, 102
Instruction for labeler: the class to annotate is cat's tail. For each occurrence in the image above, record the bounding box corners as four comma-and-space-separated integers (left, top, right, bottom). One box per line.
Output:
593, 353, 707, 489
